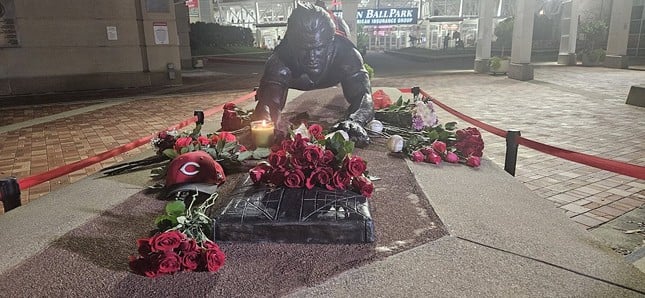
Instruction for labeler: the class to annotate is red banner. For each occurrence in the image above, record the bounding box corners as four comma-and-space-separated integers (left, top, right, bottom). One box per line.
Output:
185, 0, 198, 8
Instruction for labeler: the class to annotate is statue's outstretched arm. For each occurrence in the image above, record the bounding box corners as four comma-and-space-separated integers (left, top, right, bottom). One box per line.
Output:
253, 55, 291, 135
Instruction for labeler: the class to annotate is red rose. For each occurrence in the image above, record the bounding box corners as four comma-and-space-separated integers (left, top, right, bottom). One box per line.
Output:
239, 145, 247, 152
197, 135, 210, 146
320, 150, 335, 165
302, 145, 323, 167
281, 139, 294, 153
249, 163, 271, 183
284, 169, 305, 188
425, 150, 442, 165
129, 256, 157, 277
431, 141, 447, 154
445, 152, 459, 163
466, 156, 481, 167
174, 137, 193, 152
158, 131, 168, 139
202, 241, 226, 272
181, 251, 200, 271
223, 102, 236, 110
289, 154, 308, 169
268, 167, 286, 186
290, 134, 308, 154
149, 230, 184, 252
178, 238, 198, 253
343, 156, 367, 177
305, 167, 333, 189
410, 150, 424, 162
221, 110, 243, 131
268, 150, 288, 168
352, 175, 374, 198
217, 131, 237, 143
155, 251, 182, 274
308, 124, 324, 138
137, 238, 152, 256
332, 170, 352, 190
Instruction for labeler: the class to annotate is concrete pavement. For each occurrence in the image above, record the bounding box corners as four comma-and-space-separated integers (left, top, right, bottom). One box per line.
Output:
0, 59, 644, 296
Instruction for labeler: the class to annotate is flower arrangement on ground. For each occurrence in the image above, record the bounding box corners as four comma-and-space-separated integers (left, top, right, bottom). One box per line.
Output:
374, 95, 439, 131
248, 123, 375, 198
150, 122, 270, 176
386, 122, 484, 167
370, 92, 484, 168
129, 193, 226, 277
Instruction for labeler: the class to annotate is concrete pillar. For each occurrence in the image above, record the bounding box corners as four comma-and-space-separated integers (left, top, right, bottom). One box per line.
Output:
175, 3, 192, 70
425, 22, 431, 48
343, 0, 359, 44
474, 0, 495, 73
558, 0, 578, 65
404, 31, 410, 47
604, 0, 633, 69
198, 0, 214, 23
509, 0, 536, 81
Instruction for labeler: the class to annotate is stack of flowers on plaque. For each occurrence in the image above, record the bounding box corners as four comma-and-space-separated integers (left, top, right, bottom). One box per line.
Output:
248, 123, 374, 197
369, 92, 484, 168
213, 123, 377, 244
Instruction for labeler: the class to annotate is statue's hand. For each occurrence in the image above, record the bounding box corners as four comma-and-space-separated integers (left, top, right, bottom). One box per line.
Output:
330, 120, 370, 148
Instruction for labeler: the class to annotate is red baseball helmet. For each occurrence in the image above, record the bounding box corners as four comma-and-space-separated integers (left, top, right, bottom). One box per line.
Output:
165, 151, 226, 197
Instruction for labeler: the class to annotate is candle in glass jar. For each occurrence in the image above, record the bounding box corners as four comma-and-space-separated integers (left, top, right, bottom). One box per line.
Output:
251, 120, 275, 147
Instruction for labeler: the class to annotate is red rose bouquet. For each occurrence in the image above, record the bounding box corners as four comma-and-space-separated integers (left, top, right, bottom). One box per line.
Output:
129, 230, 225, 277
248, 124, 375, 197
129, 193, 226, 277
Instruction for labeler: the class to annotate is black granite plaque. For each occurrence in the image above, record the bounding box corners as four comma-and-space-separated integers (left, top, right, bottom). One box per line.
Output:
214, 180, 375, 244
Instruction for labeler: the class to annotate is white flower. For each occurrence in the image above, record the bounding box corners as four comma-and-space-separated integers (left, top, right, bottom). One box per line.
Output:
366, 120, 384, 133
387, 135, 404, 153
292, 123, 311, 139
414, 101, 439, 128
325, 130, 349, 141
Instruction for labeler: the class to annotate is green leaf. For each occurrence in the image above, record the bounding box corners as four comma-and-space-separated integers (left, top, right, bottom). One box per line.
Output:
252, 147, 271, 159
165, 201, 186, 217
238, 151, 253, 161
222, 141, 236, 153
343, 141, 355, 155
155, 215, 178, 231
202, 147, 218, 159
180, 147, 189, 154
427, 130, 439, 141
445, 122, 458, 131
162, 149, 178, 159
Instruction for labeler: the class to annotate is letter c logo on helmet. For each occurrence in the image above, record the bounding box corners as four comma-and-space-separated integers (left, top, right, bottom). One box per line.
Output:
179, 162, 200, 176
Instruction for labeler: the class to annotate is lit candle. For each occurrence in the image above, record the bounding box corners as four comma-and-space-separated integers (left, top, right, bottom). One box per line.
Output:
250, 120, 275, 147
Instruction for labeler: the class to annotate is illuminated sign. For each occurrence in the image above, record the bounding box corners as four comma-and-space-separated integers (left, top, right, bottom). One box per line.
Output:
357, 8, 418, 25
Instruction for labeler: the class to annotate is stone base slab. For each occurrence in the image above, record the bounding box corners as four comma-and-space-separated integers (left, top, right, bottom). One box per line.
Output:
604, 55, 629, 69
508, 63, 534, 81
474, 59, 490, 73
626, 85, 645, 107
214, 181, 375, 244
557, 53, 577, 66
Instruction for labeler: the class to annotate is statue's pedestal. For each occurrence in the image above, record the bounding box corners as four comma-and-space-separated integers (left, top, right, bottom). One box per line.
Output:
214, 180, 375, 244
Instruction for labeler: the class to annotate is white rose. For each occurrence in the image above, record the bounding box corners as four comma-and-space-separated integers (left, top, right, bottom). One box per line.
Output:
387, 135, 404, 153
325, 130, 349, 141
292, 123, 311, 139
366, 120, 384, 133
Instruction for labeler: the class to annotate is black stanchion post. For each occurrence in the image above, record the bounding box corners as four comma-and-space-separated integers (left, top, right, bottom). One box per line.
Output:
411, 86, 420, 99
194, 110, 204, 125
504, 130, 521, 176
0, 177, 21, 212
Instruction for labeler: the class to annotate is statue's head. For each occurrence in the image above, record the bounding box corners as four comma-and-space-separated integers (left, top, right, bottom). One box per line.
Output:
285, 3, 336, 77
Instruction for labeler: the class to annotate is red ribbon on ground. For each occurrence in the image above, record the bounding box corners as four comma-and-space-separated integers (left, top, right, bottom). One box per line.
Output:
18, 91, 257, 190
399, 88, 645, 180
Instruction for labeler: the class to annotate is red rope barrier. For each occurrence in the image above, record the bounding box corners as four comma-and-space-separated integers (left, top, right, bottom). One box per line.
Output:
18, 91, 257, 190
399, 88, 645, 180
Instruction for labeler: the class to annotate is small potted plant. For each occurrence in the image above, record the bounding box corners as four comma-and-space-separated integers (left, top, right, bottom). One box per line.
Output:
577, 18, 608, 66
490, 17, 513, 74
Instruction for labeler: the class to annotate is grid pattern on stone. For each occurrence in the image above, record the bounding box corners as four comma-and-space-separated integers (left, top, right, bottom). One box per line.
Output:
220, 185, 371, 223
